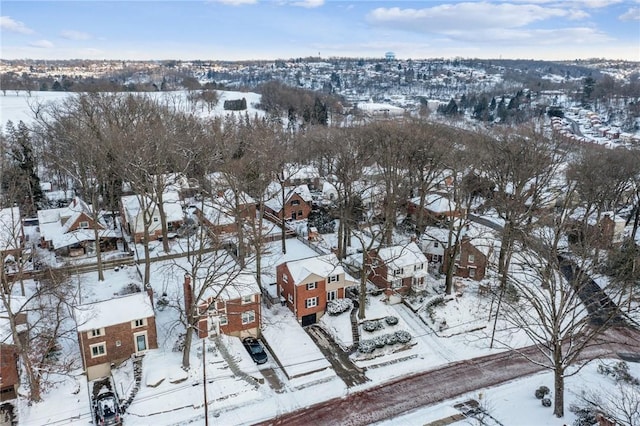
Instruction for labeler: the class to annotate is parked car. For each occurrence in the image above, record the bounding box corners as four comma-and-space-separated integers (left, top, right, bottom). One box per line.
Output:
94, 391, 122, 426
242, 337, 268, 364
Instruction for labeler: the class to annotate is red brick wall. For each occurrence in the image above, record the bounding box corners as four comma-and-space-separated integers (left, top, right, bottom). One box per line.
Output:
283, 193, 312, 221
79, 316, 158, 370
66, 212, 102, 232
196, 295, 261, 338
443, 239, 486, 281
0, 343, 19, 388
277, 264, 295, 315
294, 279, 326, 320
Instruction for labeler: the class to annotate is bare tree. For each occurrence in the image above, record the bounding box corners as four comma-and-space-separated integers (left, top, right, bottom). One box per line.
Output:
497, 182, 628, 418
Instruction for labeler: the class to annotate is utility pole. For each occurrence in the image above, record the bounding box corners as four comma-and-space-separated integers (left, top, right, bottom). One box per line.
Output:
203, 338, 209, 425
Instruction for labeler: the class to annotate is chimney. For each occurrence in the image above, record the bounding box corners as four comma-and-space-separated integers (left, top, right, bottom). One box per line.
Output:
183, 274, 193, 318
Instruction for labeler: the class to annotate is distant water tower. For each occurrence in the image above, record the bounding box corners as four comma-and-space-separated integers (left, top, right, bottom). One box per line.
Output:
385, 51, 395, 61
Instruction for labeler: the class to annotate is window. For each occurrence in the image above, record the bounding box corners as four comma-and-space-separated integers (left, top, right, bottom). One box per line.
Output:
132, 318, 146, 328
433, 242, 439, 248
306, 282, 317, 290
393, 268, 403, 276
219, 315, 228, 326
455, 252, 461, 261
288, 294, 293, 303
242, 310, 256, 325
79, 221, 89, 229
469, 267, 476, 278
327, 290, 337, 301
115, 340, 122, 347
153, 217, 159, 222
291, 199, 300, 206
468, 254, 475, 264
327, 275, 339, 283
282, 274, 288, 283
89, 328, 104, 339
298, 210, 303, 217
392, 279, 403, 289
414, 263, 423, 271
305, 297, 318, 308
241, 295, 253, 305
90, 343, 106, 358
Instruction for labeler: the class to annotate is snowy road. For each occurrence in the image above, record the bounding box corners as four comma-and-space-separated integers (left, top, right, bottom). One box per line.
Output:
255, 326, 640, 426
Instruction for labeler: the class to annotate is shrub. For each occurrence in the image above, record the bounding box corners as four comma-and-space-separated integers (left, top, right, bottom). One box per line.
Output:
385, 316, 399, 326
535, 386, 550, 399
362, 320, 383, 332
395, 330, 412, 344
384, 333, 398, 345
358, 340, 376, 354
327, 298, 353, 316
541, 398, 552, 407
374, 336, 386, 348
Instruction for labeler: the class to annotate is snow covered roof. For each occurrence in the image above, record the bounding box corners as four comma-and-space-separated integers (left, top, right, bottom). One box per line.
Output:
75, 292, 155, 332
198, 270, 262, 301
51, 228, 119, 249
377, 242, 427, 269
264, 183, 312, 212
284, 253, 356, 284
283, 164, 320, 181
0, 207, 22, 252
121, 192, 184, 223
411, 192, 459, 214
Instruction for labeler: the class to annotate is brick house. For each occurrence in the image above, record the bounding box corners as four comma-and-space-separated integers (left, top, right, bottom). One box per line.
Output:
277, 253, 358, 326
74, 292, 158, 380
263, 183, 313, 222
197, 189, 256, 236
421, 226, 490, 282
442, 236, 488, 281
120, 191, 184, 243
183, 272, 262, 339
568, 211, 626, 250
0, 343, 19, 401
1, 296, 29, 400
37, 197, 120, 256
367, 242, 428, 295
407, 192, 466, 226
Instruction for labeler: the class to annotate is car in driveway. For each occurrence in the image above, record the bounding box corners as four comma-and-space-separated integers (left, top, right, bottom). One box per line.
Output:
242, 337, 268, 364
94, 391, 122, 425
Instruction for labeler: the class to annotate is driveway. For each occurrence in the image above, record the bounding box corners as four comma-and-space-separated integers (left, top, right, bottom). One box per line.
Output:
305, 325, 369, 388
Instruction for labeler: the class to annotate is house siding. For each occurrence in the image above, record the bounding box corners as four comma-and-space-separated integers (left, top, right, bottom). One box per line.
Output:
196, 295, 261, 339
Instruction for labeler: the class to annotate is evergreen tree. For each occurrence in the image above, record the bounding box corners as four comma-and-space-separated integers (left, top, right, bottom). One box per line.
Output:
1, 121, 44, 215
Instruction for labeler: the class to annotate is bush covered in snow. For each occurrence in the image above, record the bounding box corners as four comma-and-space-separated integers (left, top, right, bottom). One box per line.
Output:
384, 333, 398, 345
541, 398, 552, 407
327, 298, 353, 316
394, 330, 412, 344
535, 386, 550, 399
362, 320, 384, 332
385, 315, 399, 326
358, 339, 376, 353
597, 361, 639, 385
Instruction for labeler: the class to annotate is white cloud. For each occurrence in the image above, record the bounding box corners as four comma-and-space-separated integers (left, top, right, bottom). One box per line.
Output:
367, 3, 569, 33
567, 9, 590, 19
29, 39, 54, 48
0, 16, 34, 34
619, 7, 640, 20
290, 0, 324, 7
60, 30, 91, 40
209, 0, 257, 5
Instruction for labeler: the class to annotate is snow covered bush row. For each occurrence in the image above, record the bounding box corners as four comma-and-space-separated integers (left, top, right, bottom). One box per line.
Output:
327, 298, 353, 316
362, 316, 399, 332
357, 330, 412, 353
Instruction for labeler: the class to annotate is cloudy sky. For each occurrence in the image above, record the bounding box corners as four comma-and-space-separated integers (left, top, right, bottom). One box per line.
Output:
1, 0, 639, 61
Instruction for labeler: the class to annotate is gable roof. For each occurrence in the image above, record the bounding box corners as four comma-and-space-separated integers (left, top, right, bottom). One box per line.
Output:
74, 292, 154, 332
377, 242, 427, 270
283, 253, 356, 284
264, 183, 312, 212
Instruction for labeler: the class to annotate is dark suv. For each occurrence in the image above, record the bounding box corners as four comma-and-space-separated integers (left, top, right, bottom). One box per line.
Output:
94, 391, 122, 426
242, 337, 268, 364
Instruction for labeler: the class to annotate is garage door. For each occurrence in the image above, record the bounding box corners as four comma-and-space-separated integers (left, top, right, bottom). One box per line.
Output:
301, 313, 317, 327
